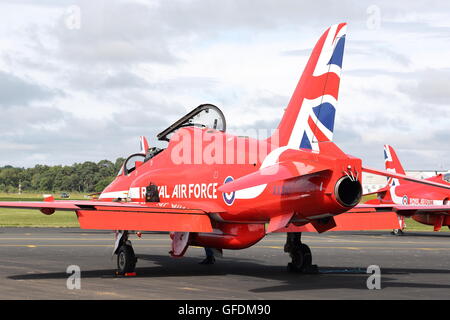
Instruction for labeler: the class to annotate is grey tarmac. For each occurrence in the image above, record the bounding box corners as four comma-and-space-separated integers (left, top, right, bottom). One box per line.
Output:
0, 227, 449, 299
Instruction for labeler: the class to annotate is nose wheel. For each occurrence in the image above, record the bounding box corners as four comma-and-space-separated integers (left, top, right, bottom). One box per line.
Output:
114, 231, 138, 275
117, 244, 137, 275
285, 232, 318, 274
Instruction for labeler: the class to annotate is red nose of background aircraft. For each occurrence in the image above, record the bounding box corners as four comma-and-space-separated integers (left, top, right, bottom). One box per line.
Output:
1, 23, 449, 275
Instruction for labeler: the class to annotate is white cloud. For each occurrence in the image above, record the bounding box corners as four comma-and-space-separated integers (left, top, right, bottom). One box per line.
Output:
0, 0, 449, 170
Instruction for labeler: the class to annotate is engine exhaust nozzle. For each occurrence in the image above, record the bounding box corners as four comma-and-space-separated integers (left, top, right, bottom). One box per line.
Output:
334, 176, 362, 207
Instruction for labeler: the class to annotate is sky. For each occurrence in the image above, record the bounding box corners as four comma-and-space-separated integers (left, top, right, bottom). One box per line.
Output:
0, 0, 449, 170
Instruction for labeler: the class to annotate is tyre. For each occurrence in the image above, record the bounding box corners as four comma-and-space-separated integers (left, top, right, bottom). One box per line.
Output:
287, 244, 312, 273
300, 244, 312, 267
392, 229, 403, 236
117, 245, 137, 274
288, 250, 304, 272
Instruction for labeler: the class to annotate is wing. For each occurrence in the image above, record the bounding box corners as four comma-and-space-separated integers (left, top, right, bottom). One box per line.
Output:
276, 207, 401, 233
363, 185, 389, 198
276, 203, 450, 233
363, 166, 450, 190
0, 200, 213, 232
356, 203, 450, 216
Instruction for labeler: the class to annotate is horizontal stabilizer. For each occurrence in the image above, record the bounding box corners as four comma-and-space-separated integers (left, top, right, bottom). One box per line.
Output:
219, 161, 330, 193
363, 166, 450, 190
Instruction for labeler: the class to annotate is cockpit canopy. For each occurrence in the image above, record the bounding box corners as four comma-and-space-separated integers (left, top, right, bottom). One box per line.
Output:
117, 153, 145, 176
117, 104, 226, 176
157, 104, 226, 142
443, 173, 450, 183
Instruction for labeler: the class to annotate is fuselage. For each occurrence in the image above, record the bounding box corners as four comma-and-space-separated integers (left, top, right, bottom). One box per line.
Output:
99, 126, 363, 248
375, 175, 450, 229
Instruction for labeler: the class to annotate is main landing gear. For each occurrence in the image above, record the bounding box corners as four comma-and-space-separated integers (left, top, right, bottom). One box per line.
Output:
284, 232, 318, 274
391, 229, 404, 236
114, 231, 137, 275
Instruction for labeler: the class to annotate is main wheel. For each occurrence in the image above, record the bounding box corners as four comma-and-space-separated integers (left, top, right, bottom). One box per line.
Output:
300, 244, 312, 267
391, 229, 404, 236
287, 244, 312, 273
117, 245, 137, 274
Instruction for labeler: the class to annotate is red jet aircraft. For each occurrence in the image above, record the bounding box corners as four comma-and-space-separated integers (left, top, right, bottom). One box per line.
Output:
1, 23, 450, 275
365, 145, 450, 233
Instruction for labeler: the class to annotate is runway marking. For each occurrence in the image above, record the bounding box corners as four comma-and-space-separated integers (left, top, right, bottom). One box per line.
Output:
264, 245, 355, 250
94, 291, 122, 297
264, 246, 360, 250
0, 238, 170, 241
259, 246, 450, 251
178, 287, 202, 291
263, 238, 450, 245
0, 244, 179, 249
0, 244, 449, 251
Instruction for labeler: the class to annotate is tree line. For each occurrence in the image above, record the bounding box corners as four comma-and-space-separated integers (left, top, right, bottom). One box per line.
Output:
0, 158, 125, 194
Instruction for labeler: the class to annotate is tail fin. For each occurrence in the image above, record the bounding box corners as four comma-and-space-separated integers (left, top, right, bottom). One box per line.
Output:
384, 144, 405, 187
384, 145, 406, 175
272, 23, 347, 150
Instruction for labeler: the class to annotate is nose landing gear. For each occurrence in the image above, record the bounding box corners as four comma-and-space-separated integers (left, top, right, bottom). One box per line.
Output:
117, 244, 137, 275
114, 231, 137, 275
284, 232, 318, 274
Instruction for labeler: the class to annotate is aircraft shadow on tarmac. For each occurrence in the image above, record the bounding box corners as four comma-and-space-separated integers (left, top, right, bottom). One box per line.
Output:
392, 232, 450, 238
329, 231, 450, 238
8, 253, 450, 293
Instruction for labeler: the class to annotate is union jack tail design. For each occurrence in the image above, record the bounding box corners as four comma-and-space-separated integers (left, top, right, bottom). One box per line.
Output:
384, 144, 406, 186
273, 23, 347, 151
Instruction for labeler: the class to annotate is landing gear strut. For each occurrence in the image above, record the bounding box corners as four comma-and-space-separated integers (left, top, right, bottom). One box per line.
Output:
284, 232, 318, 274
114, 231, 137, 275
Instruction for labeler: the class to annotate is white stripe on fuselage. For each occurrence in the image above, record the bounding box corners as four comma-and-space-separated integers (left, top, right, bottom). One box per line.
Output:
99, 190, 128, 199
235, 146, 292, 200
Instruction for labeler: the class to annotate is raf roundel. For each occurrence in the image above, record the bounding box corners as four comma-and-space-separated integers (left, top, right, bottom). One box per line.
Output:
402, 195, 408, 205
222, 176, 236, 206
